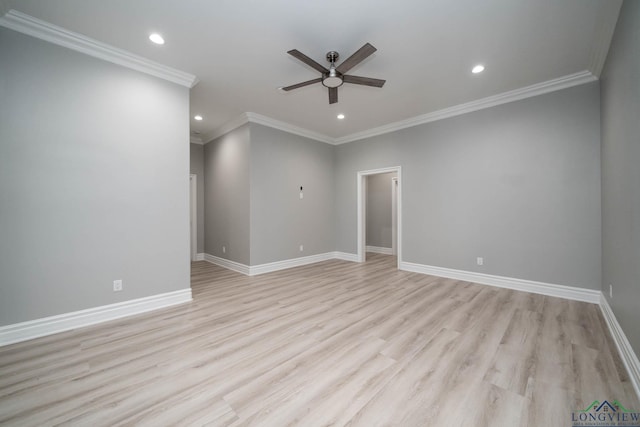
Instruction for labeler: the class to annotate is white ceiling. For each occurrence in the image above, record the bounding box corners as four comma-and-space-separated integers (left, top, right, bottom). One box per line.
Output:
6, 0, 622, 141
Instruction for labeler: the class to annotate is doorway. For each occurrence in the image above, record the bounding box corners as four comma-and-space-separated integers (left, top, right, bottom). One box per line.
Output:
189, 174, 197, 261
357, 166, 402, 267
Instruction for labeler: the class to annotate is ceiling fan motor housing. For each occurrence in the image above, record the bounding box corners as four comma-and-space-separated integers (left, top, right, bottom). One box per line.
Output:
322, 51, 343, 88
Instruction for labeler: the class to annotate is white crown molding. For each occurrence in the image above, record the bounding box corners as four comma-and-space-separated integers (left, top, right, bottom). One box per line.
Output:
335, 70, 598, 144
588, 0, 623, 77
203, 112, 334, 145
245, 112, 335, 145
205, 71, 597, 146
204, 253, 250, 275
190, 136, 204, 145
399, 261, 601, 304
0, 0, 10, 17
203, 113, 251, 143
0, 10, 198, 88
365, 245, 393, 255
600, 294, 640, 399
0, 289, 192, 346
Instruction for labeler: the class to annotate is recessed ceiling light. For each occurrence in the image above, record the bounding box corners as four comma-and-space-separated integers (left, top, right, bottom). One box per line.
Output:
149, 33, 165, 45
194, 115, 203, 121
472, 64, 485, 74
337, 114, 345, 120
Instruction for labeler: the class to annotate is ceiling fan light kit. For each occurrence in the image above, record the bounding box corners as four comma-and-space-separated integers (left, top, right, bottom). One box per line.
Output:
283, 42, 386, 104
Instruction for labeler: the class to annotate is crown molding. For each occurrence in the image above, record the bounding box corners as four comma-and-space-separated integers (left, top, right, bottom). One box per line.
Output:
203, 112, 334, 144
0, 1, 10, 17
588, 0, 623, 77
334, 70, 597, 144
190, 136, 204, 145
204, 70, 597, 146
203, 113, 251, 143
0, 10, 198, 88
245, 112, 335, 144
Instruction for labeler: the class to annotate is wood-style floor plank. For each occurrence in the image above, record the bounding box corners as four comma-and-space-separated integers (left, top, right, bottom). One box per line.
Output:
0, 253, 637, 426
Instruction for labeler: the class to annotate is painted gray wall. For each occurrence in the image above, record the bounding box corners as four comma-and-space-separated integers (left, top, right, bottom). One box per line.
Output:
335, 83, 602, 290
366, 172, 397, 248
190, 143, 205, 253
249, 123, 334, 265
600, 0, 640, 355
203, 125, 251, 264
0, 28, 191, 326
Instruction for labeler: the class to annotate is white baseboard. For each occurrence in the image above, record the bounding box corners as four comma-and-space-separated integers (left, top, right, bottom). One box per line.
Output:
334, 251, 359, 262
599, 294, 640, 399
365, 245, 394, 255
399, 261, 601, 304
194, 253, 205, 261
0, 289, 192, 347
204, 253, 250, 275
203, 251, 360, 276
250, 252, 336, 276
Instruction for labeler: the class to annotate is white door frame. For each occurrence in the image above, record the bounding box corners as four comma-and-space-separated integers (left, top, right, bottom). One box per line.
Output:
392, 176, 398, 256
357, 166, 402, 267
189, 174, 197, 261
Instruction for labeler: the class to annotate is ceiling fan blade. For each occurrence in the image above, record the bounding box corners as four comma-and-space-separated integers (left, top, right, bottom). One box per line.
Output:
329, 87, 338, 104
281, 78, 323, 91
287, 49, 329, 73
335, 43, 377, 74
343, 75, 386, 87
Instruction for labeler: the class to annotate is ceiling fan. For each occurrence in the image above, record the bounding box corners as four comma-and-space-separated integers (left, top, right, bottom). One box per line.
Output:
282, 42, 386, 104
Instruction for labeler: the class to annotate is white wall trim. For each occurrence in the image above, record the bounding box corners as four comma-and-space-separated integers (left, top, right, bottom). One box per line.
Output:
203, 252, 360, 276
203, 113, 251, 143
203, 253, 250, 275
195, 253, 205, 261
0, 10, 198, 88
599, 295, 640, 399
366, 245, 394, 255
190, 136, 204, 145
333, 252, 359, 262
0, 1, 10, 17
203, 112, 334, 145
204, 71, 597, 147
399, 261, 601, 304
0, 289, 192, 347
249, 252, 336, 276
588, 0, 623, 77
245, 112, 335, 144
334, 71, 598, 144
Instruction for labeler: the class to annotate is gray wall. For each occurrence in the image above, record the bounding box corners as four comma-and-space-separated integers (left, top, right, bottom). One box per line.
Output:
0, 28, 191, 326
366, 172, 397, 248
600, 0, 640, 355
249, 123, 335, 265
203, 125, 251, 264
335, 83, 602, 290
190, 143, 205, 253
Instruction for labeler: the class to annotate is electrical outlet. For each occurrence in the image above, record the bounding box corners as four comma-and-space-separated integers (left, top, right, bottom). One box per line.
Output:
477, 257, 484, 266
299, 245, 304, 252
222, 246, 226, 254
113, 279, 123, 292
610, 284, 613, 299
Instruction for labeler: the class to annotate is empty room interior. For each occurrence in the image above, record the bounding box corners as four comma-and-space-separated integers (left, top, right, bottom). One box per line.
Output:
1, 0, 640, 426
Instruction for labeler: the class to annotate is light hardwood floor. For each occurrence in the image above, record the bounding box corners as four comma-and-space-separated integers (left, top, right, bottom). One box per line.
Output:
0, 254, 638, 426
